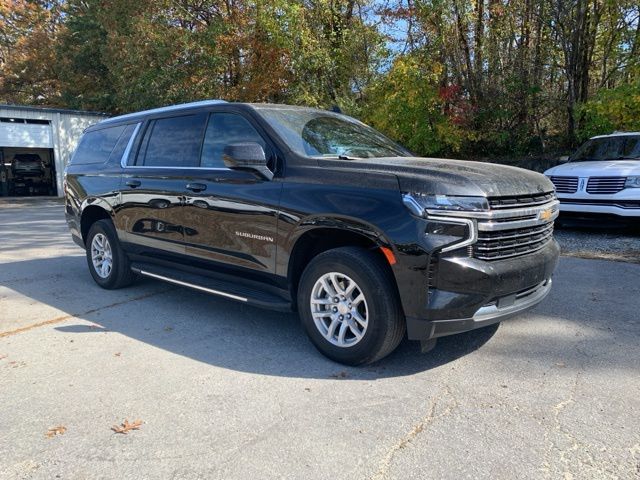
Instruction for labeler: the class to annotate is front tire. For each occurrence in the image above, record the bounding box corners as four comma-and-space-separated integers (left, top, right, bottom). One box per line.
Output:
297, 247, 405, 365
85, 219, 135, 289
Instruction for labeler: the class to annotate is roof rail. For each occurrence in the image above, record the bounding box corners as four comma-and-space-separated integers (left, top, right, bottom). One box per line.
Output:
100, 99, 227, 124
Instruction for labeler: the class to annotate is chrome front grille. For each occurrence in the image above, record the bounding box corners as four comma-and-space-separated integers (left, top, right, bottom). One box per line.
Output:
473, 221, 554, 260
427, 193, 558, 262
586, 177, 626, 194
550, 176, 578, 194
488, 192, 556, 209
471, 194, 557, 260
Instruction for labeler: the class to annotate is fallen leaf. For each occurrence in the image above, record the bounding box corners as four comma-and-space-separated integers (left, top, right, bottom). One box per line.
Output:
114, 352, 121, 357
111, 419, 143, 434
46, 426, 67, 438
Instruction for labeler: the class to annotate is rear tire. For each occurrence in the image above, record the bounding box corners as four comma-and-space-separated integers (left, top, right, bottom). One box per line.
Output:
297, 247, 405, 365
85, 219, 135, 289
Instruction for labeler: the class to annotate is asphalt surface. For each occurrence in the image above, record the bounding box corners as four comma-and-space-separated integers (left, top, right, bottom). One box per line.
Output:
554, 223, 640, 264
1, 198, 639, 480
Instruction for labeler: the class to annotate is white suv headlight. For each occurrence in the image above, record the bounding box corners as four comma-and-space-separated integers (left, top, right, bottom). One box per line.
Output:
625, 176, 640, 188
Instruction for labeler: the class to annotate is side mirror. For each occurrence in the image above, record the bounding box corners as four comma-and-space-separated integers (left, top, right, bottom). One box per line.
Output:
558, 155, 570, 163
222, 143, 273, 180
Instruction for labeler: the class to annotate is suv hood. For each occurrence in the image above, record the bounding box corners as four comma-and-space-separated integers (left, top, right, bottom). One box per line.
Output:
324, 157, 554, 197
544, 160, 640, 177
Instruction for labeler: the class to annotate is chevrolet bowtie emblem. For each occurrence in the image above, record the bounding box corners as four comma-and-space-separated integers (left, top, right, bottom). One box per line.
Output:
538, 208, 554, 221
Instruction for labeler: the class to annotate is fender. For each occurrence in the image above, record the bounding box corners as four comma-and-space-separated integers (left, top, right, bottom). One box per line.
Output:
289, 214, 393, 249
277, 213, 397, 279
73, 197, 118, 246
80, 196, 116, 217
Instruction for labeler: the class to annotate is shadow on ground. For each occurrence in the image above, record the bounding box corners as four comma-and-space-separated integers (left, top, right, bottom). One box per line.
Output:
0, 253, 507, 379
2, 251, 640, 379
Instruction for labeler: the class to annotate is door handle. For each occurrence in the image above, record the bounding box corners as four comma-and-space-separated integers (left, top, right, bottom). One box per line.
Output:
186, 183, 207, 192
126, 179, 141, 188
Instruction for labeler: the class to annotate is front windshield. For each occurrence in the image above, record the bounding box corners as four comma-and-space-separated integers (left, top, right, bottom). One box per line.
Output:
572, 136, 640, 161
254, 106, 410, 159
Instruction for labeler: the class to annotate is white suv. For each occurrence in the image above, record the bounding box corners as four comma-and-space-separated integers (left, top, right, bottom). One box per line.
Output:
544, 132, 640, 219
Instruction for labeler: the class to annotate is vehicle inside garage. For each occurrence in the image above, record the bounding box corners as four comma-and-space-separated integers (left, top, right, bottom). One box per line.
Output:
0, 106, 107, 198
1, 147, 56, 197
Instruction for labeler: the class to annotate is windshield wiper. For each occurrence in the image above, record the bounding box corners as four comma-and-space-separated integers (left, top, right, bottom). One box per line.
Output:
337, 154, 359, 160
610, 156, 640, 160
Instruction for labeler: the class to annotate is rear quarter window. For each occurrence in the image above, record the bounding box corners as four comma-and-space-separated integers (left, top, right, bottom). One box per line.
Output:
70, 124, 130, 165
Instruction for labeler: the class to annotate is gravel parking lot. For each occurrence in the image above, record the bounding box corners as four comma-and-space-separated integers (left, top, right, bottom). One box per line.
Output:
1, 198, 639, 480
555, 223, 640, 264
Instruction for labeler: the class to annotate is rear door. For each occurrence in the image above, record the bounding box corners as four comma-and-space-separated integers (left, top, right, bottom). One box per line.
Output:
180, 110, 282, 276
118, 113, 207, 259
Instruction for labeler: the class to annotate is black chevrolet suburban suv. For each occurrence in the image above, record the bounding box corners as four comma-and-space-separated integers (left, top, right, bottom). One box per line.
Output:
64, 100, 560, 365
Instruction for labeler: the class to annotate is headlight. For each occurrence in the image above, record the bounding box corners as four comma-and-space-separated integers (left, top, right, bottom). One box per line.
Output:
402, 193, 489, 216
402, 193, 479, 253
625, 176, 640, 188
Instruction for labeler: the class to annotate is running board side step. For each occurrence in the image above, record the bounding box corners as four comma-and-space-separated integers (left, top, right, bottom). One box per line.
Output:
130, 263, 292, 312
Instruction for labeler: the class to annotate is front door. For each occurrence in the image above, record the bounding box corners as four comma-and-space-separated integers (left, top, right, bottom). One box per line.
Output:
181, 111, 282, 277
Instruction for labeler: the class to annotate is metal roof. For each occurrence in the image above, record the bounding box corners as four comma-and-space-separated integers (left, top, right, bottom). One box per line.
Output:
99, 99, 227, 125
0, 104, 108, 117
591, 131, 640, 139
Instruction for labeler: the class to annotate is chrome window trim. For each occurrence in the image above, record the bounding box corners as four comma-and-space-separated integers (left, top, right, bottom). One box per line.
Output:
120, 123, 142, 168
122, 165, 231, 171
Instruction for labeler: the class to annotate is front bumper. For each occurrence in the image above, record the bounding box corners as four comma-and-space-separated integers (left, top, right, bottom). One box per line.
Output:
558, 200, 640, 217
405, 239, 560, 341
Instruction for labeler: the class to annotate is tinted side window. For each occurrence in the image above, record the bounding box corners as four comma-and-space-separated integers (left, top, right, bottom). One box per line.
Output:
108, 123, 137, 164
71, 125, 126, 165
621, 136, 640, 158
138, 114, 207, 167
201, 113, 267, 168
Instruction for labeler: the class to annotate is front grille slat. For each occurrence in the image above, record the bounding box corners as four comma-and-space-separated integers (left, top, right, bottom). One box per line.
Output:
471, 193, 556, 261
550, 176, 578, 194
488, 192, 555, 209
474, 228, 554, 253
475, 223, 554, 244
586, 177, 626, 194
473, 235, 553, 260
473, 223, 554, 260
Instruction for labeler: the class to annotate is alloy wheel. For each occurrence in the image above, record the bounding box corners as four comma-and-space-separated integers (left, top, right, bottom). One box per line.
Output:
310, 272, 368, 347
91, 233, 113, 279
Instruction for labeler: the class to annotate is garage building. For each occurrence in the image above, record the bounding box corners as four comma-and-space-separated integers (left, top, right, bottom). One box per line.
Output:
0, 105, 107, 198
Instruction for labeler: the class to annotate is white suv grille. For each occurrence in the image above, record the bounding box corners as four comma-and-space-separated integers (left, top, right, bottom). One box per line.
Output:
550, 176, 578, 194
586, 177, 626, 194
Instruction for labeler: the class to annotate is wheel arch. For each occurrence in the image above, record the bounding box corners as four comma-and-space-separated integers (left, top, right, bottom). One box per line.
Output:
286, 219, 400, 306
80, 199, 114, 244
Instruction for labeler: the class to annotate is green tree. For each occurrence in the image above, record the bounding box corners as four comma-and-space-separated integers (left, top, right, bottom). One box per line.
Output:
363, 54, 463, 155
577, 79, 640, 141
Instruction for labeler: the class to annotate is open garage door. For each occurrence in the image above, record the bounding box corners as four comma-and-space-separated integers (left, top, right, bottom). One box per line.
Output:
0, 118, 57, 197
